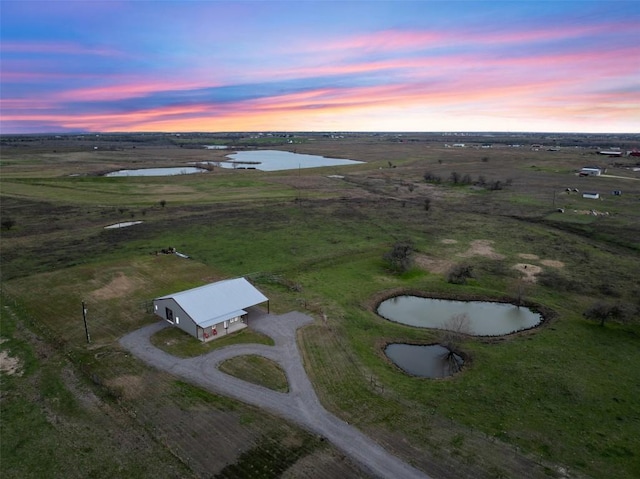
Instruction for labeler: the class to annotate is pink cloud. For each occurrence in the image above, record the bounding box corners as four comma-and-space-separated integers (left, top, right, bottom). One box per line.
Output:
0, 41, 122, 57
52, 79, 218, 102
313, 20, 638, 55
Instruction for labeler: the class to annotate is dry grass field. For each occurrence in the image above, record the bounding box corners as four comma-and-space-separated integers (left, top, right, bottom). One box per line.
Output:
1, 132, 639, 479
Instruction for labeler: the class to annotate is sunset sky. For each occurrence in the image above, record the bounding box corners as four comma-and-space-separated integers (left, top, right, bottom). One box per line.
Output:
1, 0, 639, 134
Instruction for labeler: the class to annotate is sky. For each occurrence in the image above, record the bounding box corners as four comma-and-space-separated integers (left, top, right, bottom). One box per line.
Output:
1, 0, 639, 134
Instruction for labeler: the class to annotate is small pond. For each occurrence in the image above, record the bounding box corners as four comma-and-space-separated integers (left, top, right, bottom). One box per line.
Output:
221, 150, 363, 171
104, 221, 143, 229
377, 296, 542, 336
385, 343, 464, 378
105, 167, 207, 177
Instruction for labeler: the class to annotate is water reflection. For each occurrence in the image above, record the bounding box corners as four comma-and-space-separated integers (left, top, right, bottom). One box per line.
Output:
378, 296, 541, 336
221, 150, 363, 171
105, 167, 207, 177
385, 343, 464, 378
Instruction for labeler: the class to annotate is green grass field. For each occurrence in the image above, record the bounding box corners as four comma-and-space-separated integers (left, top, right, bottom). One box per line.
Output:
1, 133, 639, 479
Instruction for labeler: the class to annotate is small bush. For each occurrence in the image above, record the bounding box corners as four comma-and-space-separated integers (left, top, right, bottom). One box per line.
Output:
1, 218, 16, 230
583, 302, 630, 326
537, 270, 585, 293
423, 171, 442, 183
383, 240, 414, 273
446, 263, 474, 284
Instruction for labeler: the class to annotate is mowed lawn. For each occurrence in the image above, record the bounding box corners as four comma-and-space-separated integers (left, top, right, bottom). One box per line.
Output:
2, 137, 639, 479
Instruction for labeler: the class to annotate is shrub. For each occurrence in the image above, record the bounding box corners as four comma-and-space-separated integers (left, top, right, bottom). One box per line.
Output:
583, 302, 629, 326
383, 240, 414, 273
423, 171, 442, 183
446, 263, 474, 284
537, 269, 585, 293
1, 218, 16, 230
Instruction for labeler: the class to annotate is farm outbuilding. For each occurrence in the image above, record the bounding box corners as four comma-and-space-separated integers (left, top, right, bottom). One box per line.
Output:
579, 167, 602, 176
153, 277, 268, 341
597, 150, 622, 157
582, 192, 600, 199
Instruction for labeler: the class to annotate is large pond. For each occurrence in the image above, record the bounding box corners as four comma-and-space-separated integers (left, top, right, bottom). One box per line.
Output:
220, 150, 363, 171
377, 296, 542, 336
385, 343, 464, 378
105, 167, 207, 177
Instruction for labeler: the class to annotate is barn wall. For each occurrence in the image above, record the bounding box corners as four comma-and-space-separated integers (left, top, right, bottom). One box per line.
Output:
153, 298, 198, 339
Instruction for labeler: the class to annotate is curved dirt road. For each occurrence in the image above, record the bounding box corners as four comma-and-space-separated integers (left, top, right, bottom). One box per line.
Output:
119, 311, 431, 479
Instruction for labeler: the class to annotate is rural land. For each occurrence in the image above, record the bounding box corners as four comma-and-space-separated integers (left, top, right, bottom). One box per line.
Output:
1, 131, 639, 479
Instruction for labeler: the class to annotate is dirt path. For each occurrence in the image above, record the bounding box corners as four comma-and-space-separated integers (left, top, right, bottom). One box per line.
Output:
120, 311, 431, 479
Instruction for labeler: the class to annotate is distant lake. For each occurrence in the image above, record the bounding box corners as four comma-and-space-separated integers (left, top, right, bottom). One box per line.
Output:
221, 150, 363, 171
105, 167, 207, 177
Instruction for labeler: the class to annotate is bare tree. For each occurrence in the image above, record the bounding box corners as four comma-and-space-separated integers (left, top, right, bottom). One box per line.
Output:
584, 302, 628, 326
441, 313, 471, 372
442, 312, 472, 335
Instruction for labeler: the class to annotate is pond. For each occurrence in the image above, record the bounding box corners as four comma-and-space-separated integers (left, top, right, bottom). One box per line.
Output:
104, 221, 143, 229
104, 167, 207, 177
377, 296, 542, 336
220, 150, 363, 171
385, 344, 464, 378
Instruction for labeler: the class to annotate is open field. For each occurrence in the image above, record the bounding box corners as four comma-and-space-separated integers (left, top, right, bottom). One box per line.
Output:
1, 132, 639, 479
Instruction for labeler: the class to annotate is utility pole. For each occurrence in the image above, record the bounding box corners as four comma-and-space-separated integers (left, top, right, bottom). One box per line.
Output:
82, 301, 90, 344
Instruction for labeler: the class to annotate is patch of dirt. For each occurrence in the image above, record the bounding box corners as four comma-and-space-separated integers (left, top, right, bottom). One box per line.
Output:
0, 340, 22, 376
441, 239, 458, 244
90, 273, 141, 300
414, 254, 454, 274
61, 366, 101, 411
541, 259, 565, 268
105, 374, 145, 400
459, 239, 505, 260
518, 253, 539, 260
513, 263, 543, 282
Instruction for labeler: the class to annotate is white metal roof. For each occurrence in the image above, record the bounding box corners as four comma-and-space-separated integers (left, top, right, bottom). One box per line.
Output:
157, 277, 267, 327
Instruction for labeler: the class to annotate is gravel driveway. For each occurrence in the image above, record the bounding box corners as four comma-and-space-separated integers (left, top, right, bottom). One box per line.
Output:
119, 310, 431, 479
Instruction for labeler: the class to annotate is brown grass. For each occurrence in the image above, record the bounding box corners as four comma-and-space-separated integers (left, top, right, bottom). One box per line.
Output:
541, 259, 565, 268
104, 374, 146, 400
414, 253, 454, 274
90, 272, 143, 300
513, 263, 543, 282
458, 239, 506, 260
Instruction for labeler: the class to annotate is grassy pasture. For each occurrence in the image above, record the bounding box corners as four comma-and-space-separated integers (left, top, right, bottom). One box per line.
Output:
219, 355, 289, 393
1, 133, 639, 479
